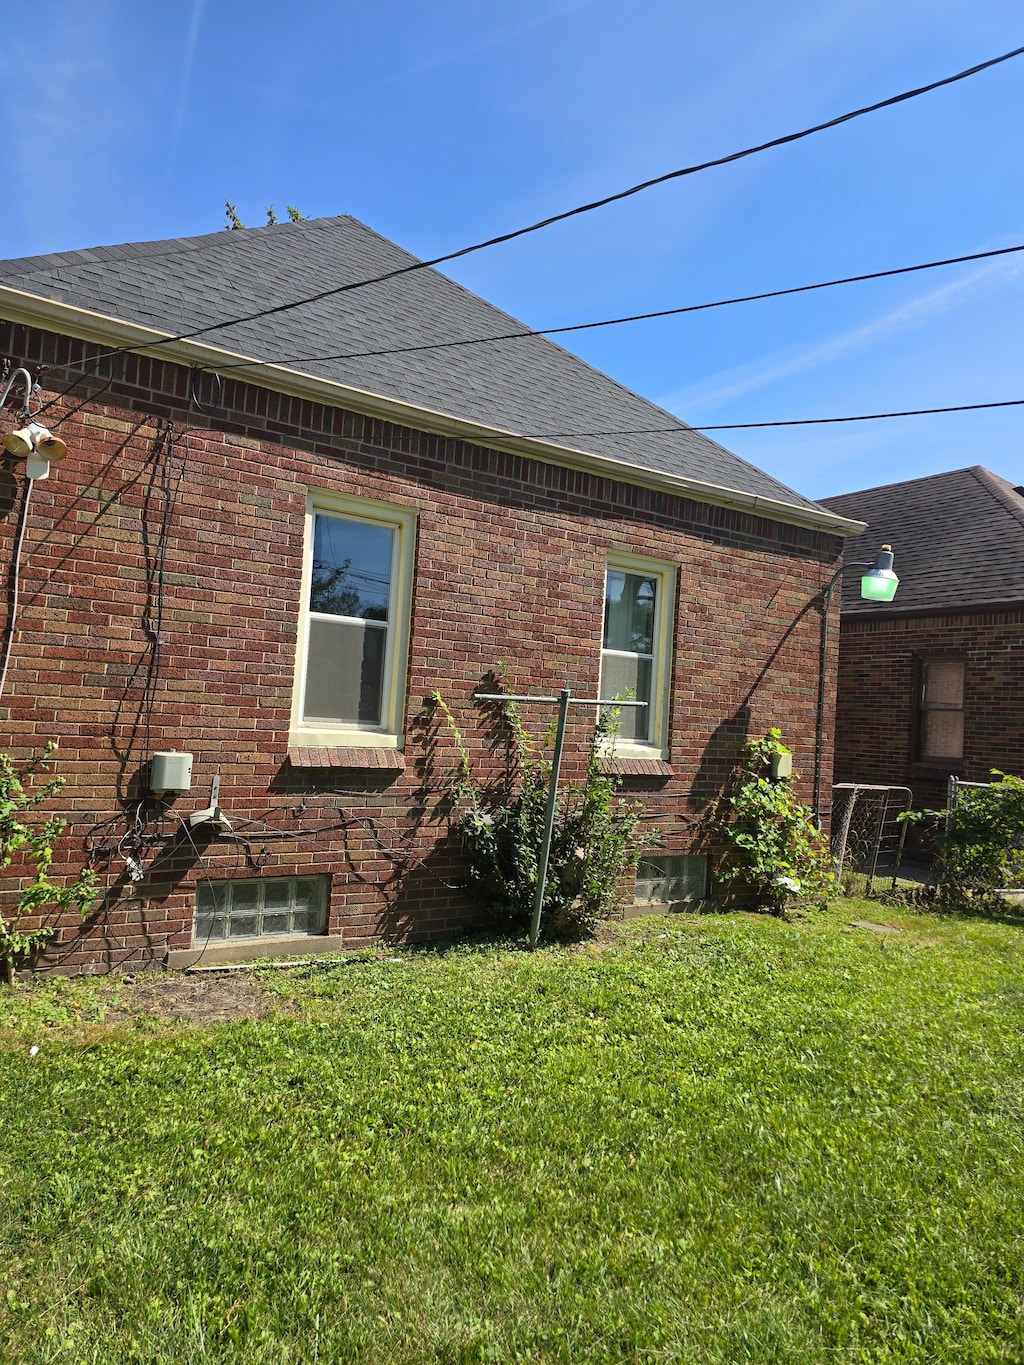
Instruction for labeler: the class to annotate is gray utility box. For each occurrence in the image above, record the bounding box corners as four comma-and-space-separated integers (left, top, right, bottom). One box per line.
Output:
150, 750, 194, 796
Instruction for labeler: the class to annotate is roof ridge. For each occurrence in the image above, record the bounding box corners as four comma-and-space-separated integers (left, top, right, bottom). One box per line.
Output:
0, 214, 826, 516
970, 465, 1024, 533
822, 465, 984, 503
0, 214, 355, 282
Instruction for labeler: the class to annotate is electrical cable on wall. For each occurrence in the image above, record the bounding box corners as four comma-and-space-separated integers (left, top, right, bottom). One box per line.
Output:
0, 476, 33, 700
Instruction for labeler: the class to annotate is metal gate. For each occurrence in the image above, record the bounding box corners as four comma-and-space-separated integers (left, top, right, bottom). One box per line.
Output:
831, 783, 914, 893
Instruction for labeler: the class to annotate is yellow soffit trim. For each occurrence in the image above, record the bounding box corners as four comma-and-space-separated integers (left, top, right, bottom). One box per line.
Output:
0, 283, 866, 538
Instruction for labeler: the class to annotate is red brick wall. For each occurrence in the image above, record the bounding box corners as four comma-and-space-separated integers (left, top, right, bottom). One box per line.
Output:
0, 321, 842, 971
834, 610, 1024, 813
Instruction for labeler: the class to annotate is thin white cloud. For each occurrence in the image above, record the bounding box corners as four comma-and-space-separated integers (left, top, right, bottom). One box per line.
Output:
662, 254, 1024, 415
383, 0, 600, 85
1, 7, 118, 247
167, 0, 208, 178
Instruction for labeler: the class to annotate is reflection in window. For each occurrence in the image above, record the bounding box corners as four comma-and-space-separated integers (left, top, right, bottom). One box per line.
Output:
600, 569, 657, 743
310, 515, 392, 620
304, 513, 394, 727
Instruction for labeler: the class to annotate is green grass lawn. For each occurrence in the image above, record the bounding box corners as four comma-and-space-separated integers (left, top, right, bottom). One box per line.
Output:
3, 900, 1024, 1363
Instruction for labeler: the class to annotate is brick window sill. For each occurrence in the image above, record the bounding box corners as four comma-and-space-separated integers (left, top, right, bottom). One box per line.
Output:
597, 756, 675, 778
288, 747, 406, 770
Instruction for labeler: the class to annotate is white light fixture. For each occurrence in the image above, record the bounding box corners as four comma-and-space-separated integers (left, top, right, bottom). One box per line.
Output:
2, 423, 68, 480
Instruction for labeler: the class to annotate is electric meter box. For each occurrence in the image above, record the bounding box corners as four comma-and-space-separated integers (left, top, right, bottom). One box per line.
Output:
770, 750, 793, 781
150, 751, 194, 796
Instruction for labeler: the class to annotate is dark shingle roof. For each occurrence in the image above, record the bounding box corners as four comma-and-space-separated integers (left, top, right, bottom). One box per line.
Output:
820, 466, 1024, 614
0, 215, 825, 512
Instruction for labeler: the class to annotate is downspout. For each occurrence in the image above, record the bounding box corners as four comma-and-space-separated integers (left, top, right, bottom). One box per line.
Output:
813, 568, 844, 826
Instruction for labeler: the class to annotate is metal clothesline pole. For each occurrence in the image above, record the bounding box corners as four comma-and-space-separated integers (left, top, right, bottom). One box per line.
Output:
475, 688, 648, 949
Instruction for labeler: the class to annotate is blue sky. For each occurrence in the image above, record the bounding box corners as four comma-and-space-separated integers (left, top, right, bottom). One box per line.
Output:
2, 1, 1021, 500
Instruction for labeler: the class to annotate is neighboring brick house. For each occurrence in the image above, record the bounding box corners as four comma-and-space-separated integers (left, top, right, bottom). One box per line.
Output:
820, 466, 1024, 815
0, 215, 861, 972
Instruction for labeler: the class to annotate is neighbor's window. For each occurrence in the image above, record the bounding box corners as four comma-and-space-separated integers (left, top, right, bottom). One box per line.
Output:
194, 875, 328, 943
599, 553, 675, 755
635, 855, 707, 905
291, 492, 416, 748
918, 657, 965, 762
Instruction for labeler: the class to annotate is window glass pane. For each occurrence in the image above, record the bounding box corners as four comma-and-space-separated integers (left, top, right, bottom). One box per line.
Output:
262, 911, 289, 935
599, 653, 651, 742
197, 883, 226, 913
304, 617, 386, 725
311, 514, 393, 621
292, 879, 324, 934
229, 912, 259, 938
924, 659, 964, 707
263, 881, 290, 911
293, 879, 318, 909
604, 571, 656, 654
194, 913, 226, 941
232, 883, 259, 914
923, 710, 964, 760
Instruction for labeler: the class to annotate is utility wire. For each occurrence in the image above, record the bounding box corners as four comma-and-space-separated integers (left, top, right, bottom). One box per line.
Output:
0, 477, 34, 699
74, 41, 1024, 362
213, 241, 1024, 370
529, 397, 1024, 438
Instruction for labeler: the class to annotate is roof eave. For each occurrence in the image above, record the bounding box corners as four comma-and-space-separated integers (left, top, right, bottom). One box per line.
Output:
0, 284, 865, 539
840, 596, 1024, 620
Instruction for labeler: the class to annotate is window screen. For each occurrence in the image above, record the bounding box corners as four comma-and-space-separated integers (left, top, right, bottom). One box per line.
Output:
919, 658, 965, 761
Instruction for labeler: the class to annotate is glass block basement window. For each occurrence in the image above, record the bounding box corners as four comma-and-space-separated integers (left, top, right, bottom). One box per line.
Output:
194, 876, 328, 943
634, 855, 707, 905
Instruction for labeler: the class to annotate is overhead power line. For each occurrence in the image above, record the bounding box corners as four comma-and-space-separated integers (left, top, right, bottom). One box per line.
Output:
529, 397, 1024, 438
75, 39, 1024, 365
214, 241, 1024, 370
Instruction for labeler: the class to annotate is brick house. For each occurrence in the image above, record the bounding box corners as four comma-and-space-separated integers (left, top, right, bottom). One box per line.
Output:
0, 215, 861, 972
820, 466, 1024, 814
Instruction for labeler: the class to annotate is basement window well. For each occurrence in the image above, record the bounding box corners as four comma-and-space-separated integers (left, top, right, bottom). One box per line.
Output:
194, 876, 329, 943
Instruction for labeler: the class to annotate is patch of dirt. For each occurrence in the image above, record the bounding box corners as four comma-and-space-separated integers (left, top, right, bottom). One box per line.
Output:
100, 971, 281, 1025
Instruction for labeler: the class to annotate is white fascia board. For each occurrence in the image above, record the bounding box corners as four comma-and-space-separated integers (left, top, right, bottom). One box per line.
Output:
0, 284, 866, 539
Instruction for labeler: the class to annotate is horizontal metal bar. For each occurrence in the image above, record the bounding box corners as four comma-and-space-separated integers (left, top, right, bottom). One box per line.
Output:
474, 693, 648, 707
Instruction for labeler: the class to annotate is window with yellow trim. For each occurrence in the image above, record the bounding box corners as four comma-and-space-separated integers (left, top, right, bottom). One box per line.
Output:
290, 492, 415, 749
599, 552, 675, 758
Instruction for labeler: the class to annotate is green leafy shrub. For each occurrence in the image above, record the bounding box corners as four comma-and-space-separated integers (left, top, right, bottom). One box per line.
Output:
433, 690, 649, 940
715, 729, 832, 914
902, 771, 1024, 910
0, 743, 97, 985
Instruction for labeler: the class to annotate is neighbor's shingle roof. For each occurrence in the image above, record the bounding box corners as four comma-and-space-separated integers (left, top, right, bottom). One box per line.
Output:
820, 466, 1024, 614
0, 215, 824, 512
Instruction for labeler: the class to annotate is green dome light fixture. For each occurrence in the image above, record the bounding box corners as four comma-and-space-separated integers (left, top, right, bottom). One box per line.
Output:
859, 544, 899, 602
813, 542, 900, 821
